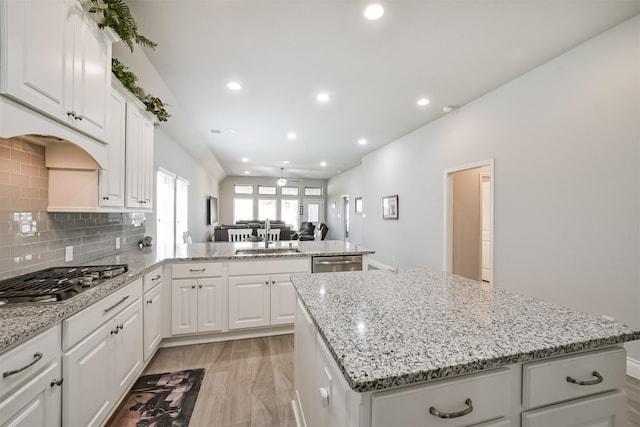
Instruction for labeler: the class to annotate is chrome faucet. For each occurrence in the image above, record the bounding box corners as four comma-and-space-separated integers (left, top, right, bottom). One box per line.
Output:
264, 218, 271, 248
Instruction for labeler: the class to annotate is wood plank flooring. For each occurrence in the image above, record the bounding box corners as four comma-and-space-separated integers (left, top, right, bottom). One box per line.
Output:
107, 334, 640, 427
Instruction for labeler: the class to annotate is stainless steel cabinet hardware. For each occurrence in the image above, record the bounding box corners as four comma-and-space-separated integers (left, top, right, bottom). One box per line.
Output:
151, 275, 161, 281
146, 300, 152, 304
104, 295, 130, 313
265, 281, 269, 285
110, 327, 119, 334
315, 260, 358, 265
566, 371, 603, 386
429, 398, 473, 419
272, 281, 276, 284
198, 284, 203, 288
2, 352, 43, 378
191, 284, 196, 289
50, 378, 63, 387
67, 111, 77, 118
103, 196, 109, 200
189, 268, 206, 272
118, 324, 124, 330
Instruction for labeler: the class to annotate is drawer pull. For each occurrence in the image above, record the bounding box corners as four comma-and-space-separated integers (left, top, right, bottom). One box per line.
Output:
2, 352, 43, 378
189, 268, 206, 272
429, 398, 473, 419
319, 387, 330, 408
566, 371, 603, 386
104, 295, 130, 313
151, 275, 161, 281
50, 378, 63, 387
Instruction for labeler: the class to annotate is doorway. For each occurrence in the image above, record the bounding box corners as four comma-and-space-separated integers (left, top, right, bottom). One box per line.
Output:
342, 196, 350, 241
444, 159, 494, 284
302, 198, 324, 228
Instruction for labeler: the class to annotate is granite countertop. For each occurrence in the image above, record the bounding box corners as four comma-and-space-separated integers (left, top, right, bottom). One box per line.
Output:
0, 240, 373, 352
291, 268, 640, 393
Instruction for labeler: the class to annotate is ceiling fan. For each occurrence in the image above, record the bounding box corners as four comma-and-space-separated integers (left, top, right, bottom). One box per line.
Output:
276, 168, 299, 186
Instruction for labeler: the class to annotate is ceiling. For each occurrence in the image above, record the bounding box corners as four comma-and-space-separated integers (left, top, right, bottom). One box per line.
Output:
127, 0, 640, 181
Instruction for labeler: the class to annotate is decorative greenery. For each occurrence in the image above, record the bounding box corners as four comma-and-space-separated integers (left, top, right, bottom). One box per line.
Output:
112, 58, 170, 124
87, 0, 157, 52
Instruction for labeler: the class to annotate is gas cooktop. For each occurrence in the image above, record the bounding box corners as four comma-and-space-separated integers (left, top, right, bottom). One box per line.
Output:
0, 265, 128, 306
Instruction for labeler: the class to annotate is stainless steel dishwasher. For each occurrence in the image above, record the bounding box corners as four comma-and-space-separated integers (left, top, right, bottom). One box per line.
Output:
311, 255, 363, 273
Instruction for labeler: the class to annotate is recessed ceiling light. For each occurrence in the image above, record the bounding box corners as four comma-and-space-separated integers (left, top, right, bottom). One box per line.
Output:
287, 132, 296, 140
244, 170, 250, 174
320, 161, 327, 167
241, 157, 248, 162
228, 129, 237, 134
227, 81, 242, 91
358, 138, 367, 145
317, 92, 330, 103
283, 160, 290, 164
364, 4, 384, 20
417, 98, 430, 106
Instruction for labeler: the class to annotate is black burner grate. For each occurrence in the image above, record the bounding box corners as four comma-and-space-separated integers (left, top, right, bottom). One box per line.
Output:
0, 265, 128, 302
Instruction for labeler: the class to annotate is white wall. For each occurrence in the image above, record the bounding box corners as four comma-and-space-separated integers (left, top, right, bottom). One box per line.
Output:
327, 15, 640, 360
326, 166, 364, 244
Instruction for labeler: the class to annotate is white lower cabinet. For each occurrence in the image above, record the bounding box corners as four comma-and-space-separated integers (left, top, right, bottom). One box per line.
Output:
171, 262, 224, 335
143, 282, 163, 361
0, 326, 62, 427
62, 280, 143, 427
522, 390, 627, 427
228, 258, 310, 330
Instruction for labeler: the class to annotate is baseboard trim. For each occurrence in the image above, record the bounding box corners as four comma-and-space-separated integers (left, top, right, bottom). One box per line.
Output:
628, 357, 640, 379
291, 397, 305, 427
367, 258, 396, 271
159, 325, 293, 348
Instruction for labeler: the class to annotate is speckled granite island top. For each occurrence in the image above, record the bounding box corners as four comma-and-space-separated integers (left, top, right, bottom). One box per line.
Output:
0, 240, 373, 352
291, 268, 640, 393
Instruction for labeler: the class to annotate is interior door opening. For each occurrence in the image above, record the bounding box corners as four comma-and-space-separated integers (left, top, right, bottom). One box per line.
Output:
342, 196, 350, 242
444, 160, 494, 285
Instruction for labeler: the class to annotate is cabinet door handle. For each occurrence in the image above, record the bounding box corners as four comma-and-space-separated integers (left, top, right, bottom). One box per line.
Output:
75, 114, 83, 121
50, 378, 63, 387
265, 281, 269, 285
110, 327, 119, 335
566, 371, 603, 386
271, 281, 276, 284
198, 284, 203, 288
191, 284, 196, 289
429, 398, 473, 419
2, 352, 43, 378
189, 268, 206, 272
102, 196, 109, 200
151, 275, 161, 281
104, 295, 130, 313
67, 111, 77, 118
146, 300, 152, 304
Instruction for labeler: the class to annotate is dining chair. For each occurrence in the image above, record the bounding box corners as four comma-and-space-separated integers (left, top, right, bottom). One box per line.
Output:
257, 228, 281, 241
228, 229, 253, 242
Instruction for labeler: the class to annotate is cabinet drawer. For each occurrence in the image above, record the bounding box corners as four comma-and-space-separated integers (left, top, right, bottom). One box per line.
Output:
371, 369, 511, 427
228, 258, 310, 275
0, 326, 60, 399
172, 262, 222, 278
522, 390, 627, 427
62, 278, 142, 351
143, 266, 163, 293
522, 347, 626, 409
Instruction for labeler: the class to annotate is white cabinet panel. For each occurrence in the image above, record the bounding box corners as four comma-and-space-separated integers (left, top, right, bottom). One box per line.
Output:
125, 104, 154, 210
143, 283, 163, 361
171, 279, 198, 335
197, 278, 224, 333
99, 88, 126, 207
270, 274, 296, 325
522, 390, 627, 427
228, 275, 270, 330
112, 300, 143, 397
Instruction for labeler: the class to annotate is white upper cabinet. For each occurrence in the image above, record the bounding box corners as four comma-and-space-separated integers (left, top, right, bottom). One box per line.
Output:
0, 0, 112, 143
99, 87, 126, 207
125, 103, 154, 210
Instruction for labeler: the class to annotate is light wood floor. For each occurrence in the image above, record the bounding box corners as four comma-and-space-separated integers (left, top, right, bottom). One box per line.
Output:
108, 334, 640, 427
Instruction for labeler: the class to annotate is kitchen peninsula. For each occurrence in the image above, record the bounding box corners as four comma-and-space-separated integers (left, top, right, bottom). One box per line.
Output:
291, 269, 640, 427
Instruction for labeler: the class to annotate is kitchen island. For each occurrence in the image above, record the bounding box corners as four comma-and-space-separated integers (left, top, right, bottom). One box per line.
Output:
291, 268, 640, 427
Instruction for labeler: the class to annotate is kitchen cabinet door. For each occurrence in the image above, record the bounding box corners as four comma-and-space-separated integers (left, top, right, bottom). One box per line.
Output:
140, 117, 154, 207
0, 0, 68, 124
99, 87, 126, 207
171, 279, 198, 335
125, 105, 154, 211
522, 390, 627, 427
270, 273, 296, 325
228, 275, 271, 330
66, 0, 111, 142
197, 278, 224, 333
0, 361, 62, 427
143, 283, 163, 361
112, 299, 143, 398
63, 321, 114, 427
294, 299, 318, 426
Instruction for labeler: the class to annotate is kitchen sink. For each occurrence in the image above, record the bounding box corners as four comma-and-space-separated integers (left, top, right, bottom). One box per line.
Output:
235, 247, 301, 255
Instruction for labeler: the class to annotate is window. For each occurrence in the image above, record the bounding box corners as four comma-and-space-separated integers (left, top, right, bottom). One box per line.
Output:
258, 199, 277, 221
281, 199, 299, 230
157, 169, 189, 257
281, 186, 299, 196
175, 178, 189, 245
258, 185, 276, 195
307, 202, 320, 222
304, 187, 322, 196
233, 198, 254, 222
234, 184, 253, 194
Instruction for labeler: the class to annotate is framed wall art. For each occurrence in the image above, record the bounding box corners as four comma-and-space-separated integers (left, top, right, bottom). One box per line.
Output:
382, 195, 398, 220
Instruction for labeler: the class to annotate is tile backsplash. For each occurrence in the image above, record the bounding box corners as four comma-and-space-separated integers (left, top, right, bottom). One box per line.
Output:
0, 137, 145, 280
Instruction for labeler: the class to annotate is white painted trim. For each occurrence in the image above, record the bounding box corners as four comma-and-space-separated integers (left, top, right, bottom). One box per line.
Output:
292, 393, 306, 427
443, 159, 495, 286
159, 325, 293, 348
628, 356, 640, 379
367, 258, 396, 271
